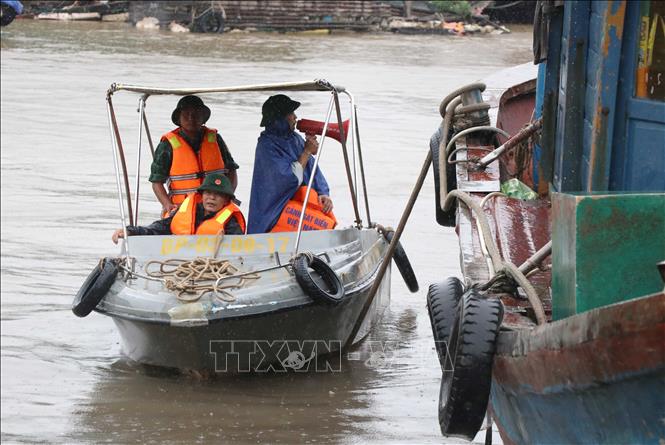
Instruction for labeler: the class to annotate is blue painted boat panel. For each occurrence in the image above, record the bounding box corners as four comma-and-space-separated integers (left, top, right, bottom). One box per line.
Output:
589, 1, 626, 191
492, 372, 665, 445
626, 119, 665, 190
533, 63, 547, 190
583, 47, 599, 119
553, 1, 590, 192
582, 3, 605, 171
582, 121, 594, 189
539, 7, 563, 187
627, 99, 665, 122
587, 11, 603, 60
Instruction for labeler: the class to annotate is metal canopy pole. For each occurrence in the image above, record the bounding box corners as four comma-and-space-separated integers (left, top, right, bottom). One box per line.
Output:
107, 94, 134, 226
133, 96, 146, 226
340, 90, 371, 226
333, 91, 362, 228
142, 100, 156, 158
342, 93, 359, 211
352, 104, 372, 226
294, 94, 335, 254
106, 95, 130, 259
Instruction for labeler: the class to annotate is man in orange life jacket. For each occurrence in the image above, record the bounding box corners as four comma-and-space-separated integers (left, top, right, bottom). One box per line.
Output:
150, 95, 239, 216
247, 94, 335, 234
112, 173, 245, 243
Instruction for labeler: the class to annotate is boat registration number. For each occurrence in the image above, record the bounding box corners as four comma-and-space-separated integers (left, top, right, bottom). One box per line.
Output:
160, 235, 291, 256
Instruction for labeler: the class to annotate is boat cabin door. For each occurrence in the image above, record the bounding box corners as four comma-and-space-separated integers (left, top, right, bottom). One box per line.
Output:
611, 0, 665, 191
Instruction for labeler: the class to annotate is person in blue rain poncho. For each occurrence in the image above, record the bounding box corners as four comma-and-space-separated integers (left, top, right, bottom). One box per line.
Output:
248, 94, 334, 234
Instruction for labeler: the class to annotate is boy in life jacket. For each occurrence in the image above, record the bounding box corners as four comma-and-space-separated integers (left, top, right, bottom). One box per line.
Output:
112, 173, 245, 243
247, 94, 335, 234
149, 95, 239, 216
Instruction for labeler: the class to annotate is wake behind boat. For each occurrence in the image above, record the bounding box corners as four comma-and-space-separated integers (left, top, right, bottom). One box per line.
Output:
73, 79, 418, 373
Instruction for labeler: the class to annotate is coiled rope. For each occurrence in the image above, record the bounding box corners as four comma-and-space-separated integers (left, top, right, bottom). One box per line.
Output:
144, 257, 259, 303
290, 251, 315, 265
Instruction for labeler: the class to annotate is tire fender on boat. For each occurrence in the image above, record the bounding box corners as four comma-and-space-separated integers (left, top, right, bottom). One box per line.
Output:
427, 277, 464, 369
438, 291, 503, 440
292, 254, 345, 305
382, 229, 419, 293
72, 258, 119, 317
430, 126, 457, 227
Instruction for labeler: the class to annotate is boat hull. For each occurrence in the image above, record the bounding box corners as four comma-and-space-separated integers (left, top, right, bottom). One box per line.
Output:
111, 274, 390, 372
95, 228, 393, 372
491, 293, 665, 445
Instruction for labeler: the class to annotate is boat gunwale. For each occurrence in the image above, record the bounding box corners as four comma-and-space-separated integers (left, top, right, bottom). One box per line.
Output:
94, 261, 386, 326
96, 227, 389, 325
495, 291, 665, 356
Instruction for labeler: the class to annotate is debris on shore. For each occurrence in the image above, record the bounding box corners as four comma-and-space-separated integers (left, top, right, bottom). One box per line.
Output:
19, 1, 532, 35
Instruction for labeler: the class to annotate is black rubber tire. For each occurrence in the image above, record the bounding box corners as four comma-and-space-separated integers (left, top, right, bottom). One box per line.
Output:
0, 4, 17, 27
293, 255, 345, 305
72, 258, 119, 317
383, 230, 419, 293
427, 277, 464, 369
438, 292, 504, 440
430, 126, 458, 227
192, 9, 224, 33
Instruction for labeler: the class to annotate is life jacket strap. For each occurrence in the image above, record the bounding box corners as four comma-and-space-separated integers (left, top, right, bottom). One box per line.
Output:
169, 187, 199, 196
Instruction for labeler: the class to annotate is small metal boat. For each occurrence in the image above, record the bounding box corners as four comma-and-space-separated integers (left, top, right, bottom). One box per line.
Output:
73, 80, 417, 372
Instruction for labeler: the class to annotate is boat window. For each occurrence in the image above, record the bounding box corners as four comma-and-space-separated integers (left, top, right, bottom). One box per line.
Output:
636, 1, 665, 101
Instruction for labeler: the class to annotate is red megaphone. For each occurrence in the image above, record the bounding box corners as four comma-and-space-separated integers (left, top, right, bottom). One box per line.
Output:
296, 118, 349, 144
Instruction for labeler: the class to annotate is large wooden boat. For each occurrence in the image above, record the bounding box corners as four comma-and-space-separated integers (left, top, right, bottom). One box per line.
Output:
424, 1, 665, 443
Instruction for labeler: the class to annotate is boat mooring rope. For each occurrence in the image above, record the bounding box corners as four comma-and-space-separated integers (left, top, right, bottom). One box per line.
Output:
443, 190, 547, 325
144, 257, 260, 303
344, 83, 548, 348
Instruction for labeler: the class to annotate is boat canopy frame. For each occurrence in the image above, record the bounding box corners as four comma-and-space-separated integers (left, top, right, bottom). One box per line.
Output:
105, 79, 374, 257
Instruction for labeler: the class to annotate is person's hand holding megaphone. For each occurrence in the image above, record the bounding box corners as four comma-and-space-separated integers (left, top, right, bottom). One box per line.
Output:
304, 133, 319, 156
296, 131, 319, 171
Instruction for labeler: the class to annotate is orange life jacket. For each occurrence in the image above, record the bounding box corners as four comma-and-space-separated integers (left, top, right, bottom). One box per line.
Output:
170, 193, 246, 235
162, 127, 226, 205
270, 186, 337, 233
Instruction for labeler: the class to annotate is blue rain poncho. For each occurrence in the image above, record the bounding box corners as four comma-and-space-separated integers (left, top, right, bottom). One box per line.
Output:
247, 118, 330, 234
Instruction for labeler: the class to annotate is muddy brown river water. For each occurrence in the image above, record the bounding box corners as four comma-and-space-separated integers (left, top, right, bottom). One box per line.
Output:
1, 20, 532, 444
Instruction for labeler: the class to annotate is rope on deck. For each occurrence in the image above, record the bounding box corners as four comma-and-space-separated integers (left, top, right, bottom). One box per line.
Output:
144, 257, 260, 303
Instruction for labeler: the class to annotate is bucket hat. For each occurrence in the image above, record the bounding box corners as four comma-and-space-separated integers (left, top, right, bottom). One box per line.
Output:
171, 95, 211, 126
260, 94, 301, 127
197, 173, 235, 198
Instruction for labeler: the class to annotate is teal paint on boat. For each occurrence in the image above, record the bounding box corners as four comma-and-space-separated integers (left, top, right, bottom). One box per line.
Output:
552, 191, 665, 319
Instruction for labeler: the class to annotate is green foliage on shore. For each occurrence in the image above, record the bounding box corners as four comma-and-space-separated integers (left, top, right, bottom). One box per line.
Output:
428, 1, 473, 18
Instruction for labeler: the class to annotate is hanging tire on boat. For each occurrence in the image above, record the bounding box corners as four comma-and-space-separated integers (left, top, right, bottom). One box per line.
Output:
430, 126, 457, 227
293, 254, 345, 305
438, 292, 503, 440
72, 258, 119, 318
427, 277, 464, 369
383, 230, 419, 293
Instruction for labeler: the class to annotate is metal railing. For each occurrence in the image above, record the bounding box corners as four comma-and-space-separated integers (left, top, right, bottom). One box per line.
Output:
105, 80, 374, 258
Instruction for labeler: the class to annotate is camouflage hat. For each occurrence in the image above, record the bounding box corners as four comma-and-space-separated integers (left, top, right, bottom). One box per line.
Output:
260, 94, 301, 127
171, 95, 211, 126
197, 173, 234, 198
